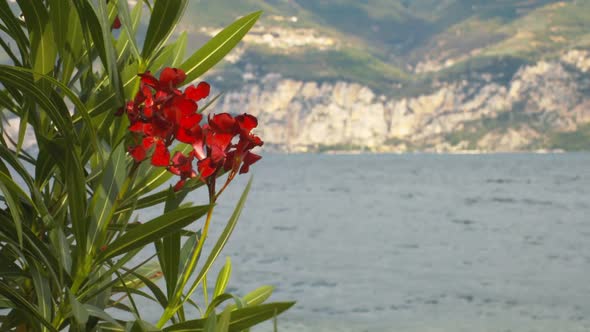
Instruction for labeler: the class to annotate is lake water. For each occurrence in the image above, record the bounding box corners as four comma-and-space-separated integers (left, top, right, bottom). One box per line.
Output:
140, 153, 590, 332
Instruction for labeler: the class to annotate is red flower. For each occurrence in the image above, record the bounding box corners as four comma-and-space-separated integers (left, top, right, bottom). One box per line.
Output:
186, 82, 211, 102
159, 67, 187, 90
169, 151, 197, 191
118, 67, 263, 193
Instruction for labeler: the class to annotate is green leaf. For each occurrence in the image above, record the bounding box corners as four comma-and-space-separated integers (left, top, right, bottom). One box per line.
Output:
203, 313, 216, 332
49, 227, 72, 274
98, 205, 210, 262
0, 171, 26, 246
116, 0, 141, 61
180, 11, 262, 83
16, 108, 28, 154
0, 281, 58, 332
119, 177, 206, 214
49, 0, 84, 84
205, 293, 244, 318
64, 142, 88, 251
225, 286, 275, 312
158, 188, 186, 300
84, 304, 122, 327
72, 0, 124, 103
148, 32, 187, 72
17, 0, 57, 80
30, 262, 52, 332
0, 0, 29, 61
163, 302, 295, 332
116, 0, 143, 61
0, 65, 101, 157
119, 263, 168, 308
213, 257, 232, 299
69, 289, 90, 328
0, 65, 79, 144
87, 143, 127, 256
142, 0, 188, 59
216, 309, 231, 332
242, 286, 274, 307
130, 320, 163, 332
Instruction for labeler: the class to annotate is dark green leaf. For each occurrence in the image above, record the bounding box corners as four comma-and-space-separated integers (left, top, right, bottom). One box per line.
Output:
130, 320, 163, 332
0, 0, 29, 61
98, 205, 210, 262
142, 0, 188, 59
30, 262, 52, 332
17, 0, 57, 79
0, 281, 58, 332
87, 143, 127, 256
163, 302, 295, 332
180, 11, 261, 83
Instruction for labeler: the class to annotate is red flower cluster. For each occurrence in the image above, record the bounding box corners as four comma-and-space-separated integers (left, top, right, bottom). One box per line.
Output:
118, 67, 263, 191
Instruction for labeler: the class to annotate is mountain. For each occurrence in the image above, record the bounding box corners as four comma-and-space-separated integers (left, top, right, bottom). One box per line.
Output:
170, 0, 590, 152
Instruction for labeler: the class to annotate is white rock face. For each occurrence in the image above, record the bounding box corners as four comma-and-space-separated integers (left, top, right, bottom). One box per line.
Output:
217, 53, 590, 152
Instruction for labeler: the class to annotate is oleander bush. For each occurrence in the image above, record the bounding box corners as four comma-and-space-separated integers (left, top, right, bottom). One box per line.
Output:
0, 0, 292, 331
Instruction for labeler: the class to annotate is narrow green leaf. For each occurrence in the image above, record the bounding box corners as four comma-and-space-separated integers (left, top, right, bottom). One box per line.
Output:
49, 226, 72, 274
0, 281, 58, 332
72, 0, 124, 103
17, 0, 57, 79
130, 320, 163, 332
0, 0, 29, 61
116, 0, 143, 61
216, 309, 231, 332
98, 205, 210, 262
124, 268, 168, 308
116, 0, 141, 61
69, 290, 90, 328
213, 257, 232, 299
16, 109, 28, 154
58, 3, 84, 85
87, 143, 127, 256
163, 302, 295, 332
65, 143, 87, 251
0, 171, 26, 246
98, 323, 126, 332
142, 0, 188, 59
0, 65, 79, 143
203, 313, 216, 332
1, 65, 101, 158
159, 188, 185, 300
30, 262, 52, 332
205, 294, 244, 318
0, 144, 53, 228
185, 178, 253, 302
242, 286, 274, 307
180, 11, 262, 83
119, 177, 206, 213
84, 304, 122, 327
148, 32, 187, 72
97, 0, 125, 101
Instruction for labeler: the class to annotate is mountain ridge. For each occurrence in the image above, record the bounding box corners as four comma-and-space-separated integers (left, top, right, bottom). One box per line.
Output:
182, 0, 590, 151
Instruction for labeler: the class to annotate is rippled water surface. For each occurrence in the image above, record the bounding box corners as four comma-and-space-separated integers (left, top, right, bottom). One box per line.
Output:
143, 153, 590, 331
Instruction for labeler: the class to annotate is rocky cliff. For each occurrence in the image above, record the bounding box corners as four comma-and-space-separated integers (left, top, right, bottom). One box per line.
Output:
216, 50, 590, 152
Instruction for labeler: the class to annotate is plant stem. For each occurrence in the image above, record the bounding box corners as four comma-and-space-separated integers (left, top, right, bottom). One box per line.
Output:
157, 201, 215, 327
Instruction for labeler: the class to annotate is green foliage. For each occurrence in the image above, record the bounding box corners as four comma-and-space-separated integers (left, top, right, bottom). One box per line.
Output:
0, 1, 292, 331
549, 123, 590, 151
